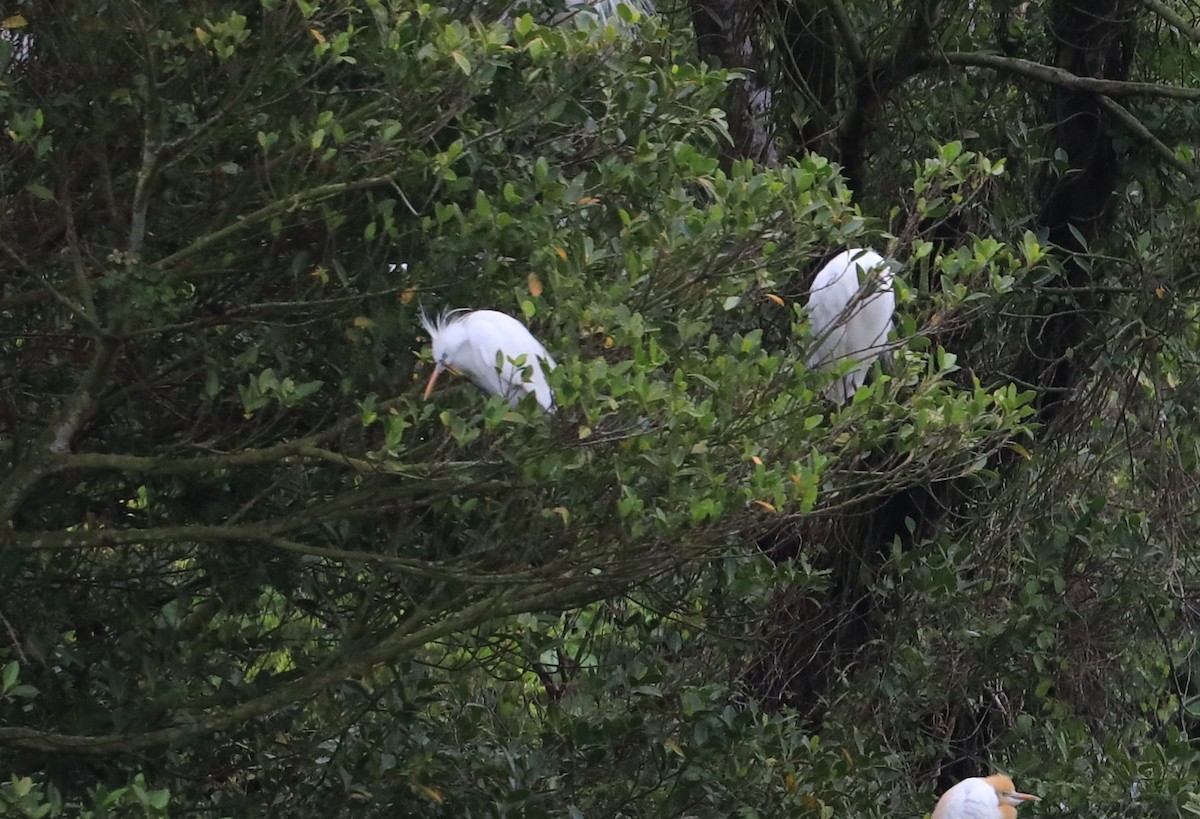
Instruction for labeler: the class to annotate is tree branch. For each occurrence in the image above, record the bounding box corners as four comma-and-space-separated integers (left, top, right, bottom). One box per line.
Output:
0, 337, 121, 523
0, 578, 612, 754
940, 51, 1200, 100
1140, 0, 1200, 45
154, 174, 398, 271
1098, 94, 1200, 182
824, 0, 867, 75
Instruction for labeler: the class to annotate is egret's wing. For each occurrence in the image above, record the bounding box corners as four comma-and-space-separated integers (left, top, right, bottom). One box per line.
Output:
844, 252, 895, 356
456, 315, 510, 399
804, 251, 859, 368
462, 311, 556, 411
804, 249, 896, 404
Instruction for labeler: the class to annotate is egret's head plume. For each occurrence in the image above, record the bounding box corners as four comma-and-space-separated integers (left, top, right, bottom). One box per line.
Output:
420, 308, 471, 360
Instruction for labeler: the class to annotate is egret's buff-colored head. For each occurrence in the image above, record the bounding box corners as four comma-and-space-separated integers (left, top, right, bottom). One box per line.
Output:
984, 774, 1040, 819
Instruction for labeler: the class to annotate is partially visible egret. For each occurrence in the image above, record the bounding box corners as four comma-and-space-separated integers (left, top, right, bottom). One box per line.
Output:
503, 0, 655, 28
420, 309, 557, 412
804, 248, 896, 405
932, 774, 1040, 819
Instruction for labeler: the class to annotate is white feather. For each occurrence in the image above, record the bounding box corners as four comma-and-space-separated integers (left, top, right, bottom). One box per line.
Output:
931, 777, 1004, 819
421, 309, 557, 411
804, 248, 895, 404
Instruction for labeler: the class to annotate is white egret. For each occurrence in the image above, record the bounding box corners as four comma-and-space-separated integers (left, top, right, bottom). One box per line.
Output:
503, 0, 655, 28
932, 774, 1040, 819
420, 309, 557, 411
804, 247, 896, 404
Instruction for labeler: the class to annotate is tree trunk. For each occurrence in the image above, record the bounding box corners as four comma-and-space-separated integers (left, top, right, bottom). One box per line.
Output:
689, 0, 779, 166
744, 0, 1140, 731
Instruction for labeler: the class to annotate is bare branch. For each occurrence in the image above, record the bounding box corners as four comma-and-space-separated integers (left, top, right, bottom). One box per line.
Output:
824, 0, 867, 75
154, 174, 398, 271
940, 51, 1200, 100
0, 337, 121, 522
1099, 94, 1200, 182
127, 121, 157, 256
0, 578, 610, 754
1141, 0, 1200, 45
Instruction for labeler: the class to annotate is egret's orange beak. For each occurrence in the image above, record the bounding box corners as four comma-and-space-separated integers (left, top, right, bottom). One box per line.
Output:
422, 364, 444, 400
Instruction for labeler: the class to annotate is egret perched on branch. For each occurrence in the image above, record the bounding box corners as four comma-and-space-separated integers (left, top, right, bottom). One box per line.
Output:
932, 774, 1040, 819
804, 247, 896, 404
420, 309, 557, 412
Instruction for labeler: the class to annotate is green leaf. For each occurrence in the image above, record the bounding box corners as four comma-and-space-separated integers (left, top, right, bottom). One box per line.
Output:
24, 183, 55, 202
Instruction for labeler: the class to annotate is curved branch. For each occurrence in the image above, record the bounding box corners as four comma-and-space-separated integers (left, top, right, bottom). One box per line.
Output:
1140, 0, 1200, 45
154, 173, 398, 271
0, 578, 610, 754
838, 0, 943, 193
0, 337, 121, 522
940, 51, 1200, 100
1098, 94, 1200, 182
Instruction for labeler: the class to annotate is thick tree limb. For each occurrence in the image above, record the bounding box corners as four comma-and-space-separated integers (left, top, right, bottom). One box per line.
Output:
1099, 94, 1200, 182
1140, 0, 1200, 45
0, 337, 120, 523
940, 51, 1200, 100
0, 578, 611, 754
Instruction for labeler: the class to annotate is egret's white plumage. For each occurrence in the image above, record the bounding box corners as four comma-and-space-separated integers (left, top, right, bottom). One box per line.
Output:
504, 0, 655, 28
420, 309, 557, 411
804, 247, 896, 404
932, 774, 1040, 819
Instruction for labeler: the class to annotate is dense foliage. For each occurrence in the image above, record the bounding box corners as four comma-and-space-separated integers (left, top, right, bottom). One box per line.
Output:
2, 0, 1200, 816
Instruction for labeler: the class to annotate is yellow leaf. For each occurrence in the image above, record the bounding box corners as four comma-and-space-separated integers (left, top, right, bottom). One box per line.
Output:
399, 287, 418, 305
928, 312, 942, 327
784, 773, 797, 793
576, 196, 600, 205
752, 500, 777, 513
352, 316, 374, 329
310, 28, 326, 44
802, 794, 822, 809
663, 738, 685, 758
528, 272, 543, 297
603, 336, 614, 348
1007, 442, 1032, 460
1156, 286, 1166, 299
750, 456, 763, 466
3, 14, 29, 29
194, 26, 210, 44
310, 266, 328, 283
415, 785, 443, 804
790, 473, 801, 484
765, 293, 785, 306
553, 506, 570, 525
553, 246, 567, 260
